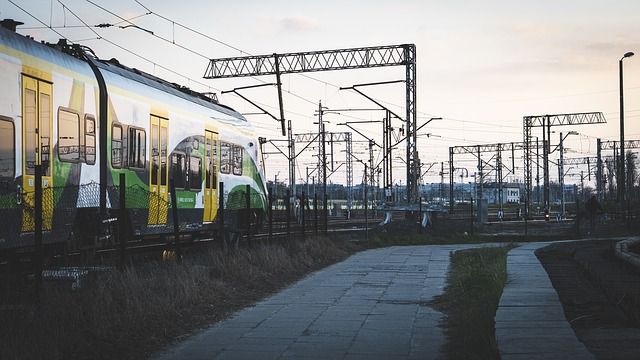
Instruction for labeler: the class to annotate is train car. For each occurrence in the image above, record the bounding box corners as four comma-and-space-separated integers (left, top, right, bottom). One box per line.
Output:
0, 19, 268, 257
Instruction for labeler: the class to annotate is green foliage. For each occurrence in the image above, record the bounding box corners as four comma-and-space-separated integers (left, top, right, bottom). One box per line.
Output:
429, 244, 517, 360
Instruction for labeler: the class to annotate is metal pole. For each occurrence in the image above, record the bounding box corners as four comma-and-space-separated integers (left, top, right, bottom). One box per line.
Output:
219, 182, 225, 249
597, 139, 602, 202
246, 184, 252, 246
419, 196, 422, 234
268, 187, 273, 242
301, 191, 306, 239
288, 119, 295, 199
365, 163, 369, 241
170, 179, 182, 263
34, 164, 43, 302
620, 52, 635, 229
560, 132, 565, 219
119, 173, 127, 267
470, 196, 474, 235
314, 193, 318, 234
543, 117, 550, 221
536, 137, 540, 209
449, 148, 454, 213
286, 189, 291, 237
274, 53, 286, 136
319, 102, 328, 236
620, 57, 626, 205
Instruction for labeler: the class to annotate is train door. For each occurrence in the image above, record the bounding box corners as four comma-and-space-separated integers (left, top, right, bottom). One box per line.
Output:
203, 130, 218, 222
21, 75, 53, 232
148, 115, 168, 225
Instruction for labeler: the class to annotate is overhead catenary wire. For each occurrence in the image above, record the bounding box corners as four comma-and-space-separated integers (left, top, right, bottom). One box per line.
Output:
7, 0, 614, 187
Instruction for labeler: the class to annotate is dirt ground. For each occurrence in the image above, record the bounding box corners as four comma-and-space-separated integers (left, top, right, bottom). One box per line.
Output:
463, 213, 640, 359
536, 239, 640, 359
141, 217, 638, 360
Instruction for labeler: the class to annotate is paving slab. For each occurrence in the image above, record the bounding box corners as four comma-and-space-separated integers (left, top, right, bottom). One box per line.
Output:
154, 245, 488, 360
154, 242, 595, 360
495, 242, 596, 360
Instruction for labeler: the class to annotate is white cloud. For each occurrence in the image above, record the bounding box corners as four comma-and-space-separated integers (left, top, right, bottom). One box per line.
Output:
279, 15, 319, 32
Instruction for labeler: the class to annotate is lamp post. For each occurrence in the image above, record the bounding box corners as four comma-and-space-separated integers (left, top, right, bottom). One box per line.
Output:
619, 51, 634, 206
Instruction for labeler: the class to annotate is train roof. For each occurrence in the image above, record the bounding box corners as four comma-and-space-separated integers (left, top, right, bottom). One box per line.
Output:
0, 21, 247, 123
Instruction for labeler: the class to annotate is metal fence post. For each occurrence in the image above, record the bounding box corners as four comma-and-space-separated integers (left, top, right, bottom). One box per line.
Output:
419, 196, 423, 234
365, 184, 368, 241
219, 182, 225, 251
314, 193, 318, 234
170, 179, 181, 263
119, 173, 127, 267
470, 197, 474, 236
286, 190, 291, 237
268, 187, 273, 242
324, 191, 328, 236
246, 184, 252, 246
301, 191, 306, 239
34, 164, 43, 306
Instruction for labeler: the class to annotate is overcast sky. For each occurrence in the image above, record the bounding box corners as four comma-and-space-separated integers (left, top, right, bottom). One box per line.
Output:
4, 0, 640, 186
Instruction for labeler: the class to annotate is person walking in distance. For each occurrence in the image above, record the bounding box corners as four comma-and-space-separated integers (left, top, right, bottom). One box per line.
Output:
585, 195, 603, 232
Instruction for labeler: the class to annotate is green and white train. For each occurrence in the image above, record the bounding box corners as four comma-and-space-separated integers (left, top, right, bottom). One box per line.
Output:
0, 20, 268, 255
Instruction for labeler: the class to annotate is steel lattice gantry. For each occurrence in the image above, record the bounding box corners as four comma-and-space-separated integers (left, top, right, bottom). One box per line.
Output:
597, 139, 640, 202
294, 132, 353, 213
522, 112, 606, 219
449, 142, 527, 213
204, 44, 420, 204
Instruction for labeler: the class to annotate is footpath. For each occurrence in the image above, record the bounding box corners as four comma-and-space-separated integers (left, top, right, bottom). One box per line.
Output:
495, 242, 594, 359
154, 243, 594, 360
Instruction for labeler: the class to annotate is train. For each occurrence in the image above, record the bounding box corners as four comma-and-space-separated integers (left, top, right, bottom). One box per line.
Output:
0, 19, 268, 258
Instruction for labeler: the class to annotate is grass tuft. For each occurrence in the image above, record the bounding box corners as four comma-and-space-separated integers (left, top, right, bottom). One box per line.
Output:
429, 244, 516, 360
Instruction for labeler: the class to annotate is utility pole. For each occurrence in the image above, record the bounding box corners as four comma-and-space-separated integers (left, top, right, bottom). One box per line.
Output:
523, 112, 606, 220
288, 119, 295, 201
384, 110, 393, 202
205, 44, 418, 202
317, 101, 328, 234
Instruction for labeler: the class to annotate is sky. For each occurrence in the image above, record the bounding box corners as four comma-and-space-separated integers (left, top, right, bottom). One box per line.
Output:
3, 0, 640, 189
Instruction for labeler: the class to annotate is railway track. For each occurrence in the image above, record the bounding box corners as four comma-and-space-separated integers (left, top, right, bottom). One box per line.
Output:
0, 215, 386, 287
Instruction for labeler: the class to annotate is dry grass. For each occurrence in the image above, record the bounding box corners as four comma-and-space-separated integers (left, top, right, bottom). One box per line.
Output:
0, 236, 361, 360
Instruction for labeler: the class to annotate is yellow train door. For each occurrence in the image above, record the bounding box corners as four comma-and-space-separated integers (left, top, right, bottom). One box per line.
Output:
148, 115, 169, 225
204, 130, 218, 222
21, 75, 53, 232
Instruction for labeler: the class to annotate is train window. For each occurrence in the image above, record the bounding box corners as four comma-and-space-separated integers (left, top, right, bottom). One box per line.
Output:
128, 127, 146, 169
40, 93, 51, 176
220, 142, 231, 174
160, 126, 167, 186
112, 124, 123, 168
0, 117, 15, 178
58, 108, 80, 162
212, 139, 217, 189
232, 145, 243, 176
205, 136, 217, 190
188, 155, 202, 191
85, 115, 96, 165
151, 124, 158, 185
170, 152, 186, 189
25, 89, 36, 175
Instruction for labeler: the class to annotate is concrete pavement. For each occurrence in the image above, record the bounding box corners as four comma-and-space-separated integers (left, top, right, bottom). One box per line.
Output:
154, 243, 594, 360
495, 242, 595, 359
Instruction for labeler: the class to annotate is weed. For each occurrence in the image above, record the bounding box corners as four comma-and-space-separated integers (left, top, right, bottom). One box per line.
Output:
429, 244, 516, 360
